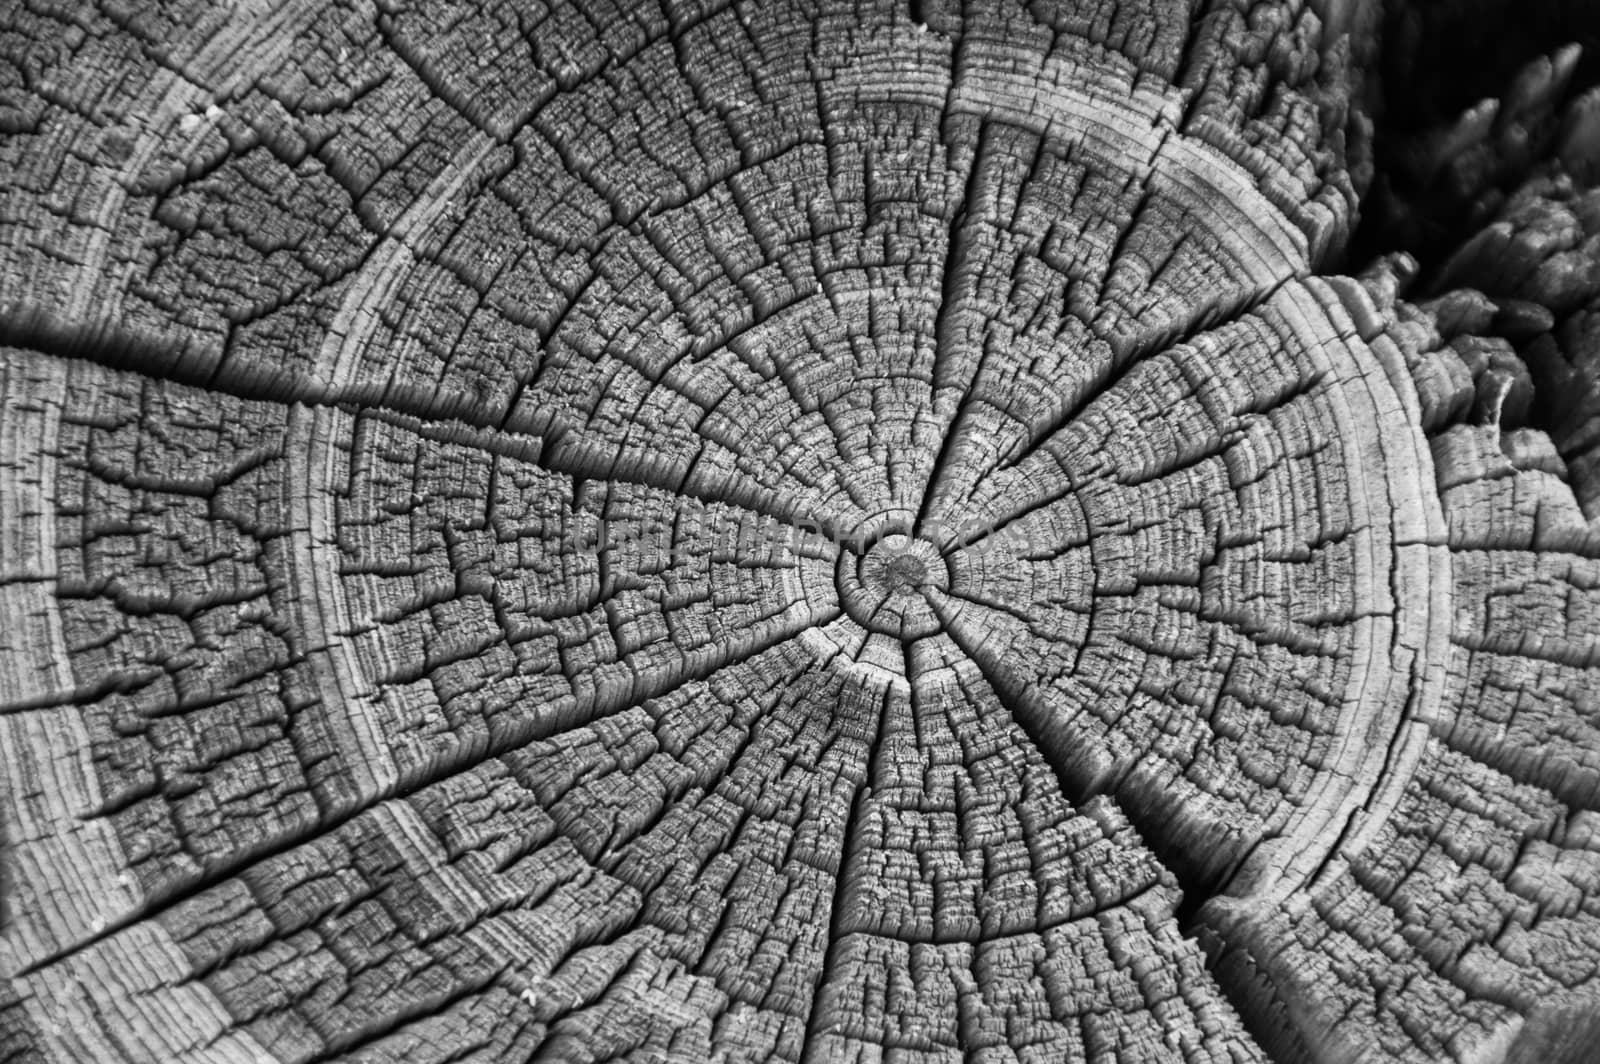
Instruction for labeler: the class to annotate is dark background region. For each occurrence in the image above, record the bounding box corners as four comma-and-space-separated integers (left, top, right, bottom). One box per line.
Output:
1350, 0, 1600, 272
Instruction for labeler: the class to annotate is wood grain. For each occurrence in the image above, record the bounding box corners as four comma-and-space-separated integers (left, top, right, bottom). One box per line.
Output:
3, 1, 1598, 1061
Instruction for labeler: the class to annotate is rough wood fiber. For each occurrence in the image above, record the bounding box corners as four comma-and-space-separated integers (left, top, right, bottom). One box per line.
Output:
1, 1, 1598, 1062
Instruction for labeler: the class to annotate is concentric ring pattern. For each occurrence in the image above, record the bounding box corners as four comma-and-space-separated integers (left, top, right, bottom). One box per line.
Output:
5, 1, 1600, 1062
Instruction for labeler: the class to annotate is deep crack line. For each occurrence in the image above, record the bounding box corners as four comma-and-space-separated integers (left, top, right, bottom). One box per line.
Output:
931, 288, 1327, 557
990, 272, 1299, 482
927, 591, 1099, 811
13, 604, 840, 980
0, 306, 873, 551
927, 589, 1275, 1061
932, 579, 1258, 897
798, 669, 899, 1064
912, 116, 991, 535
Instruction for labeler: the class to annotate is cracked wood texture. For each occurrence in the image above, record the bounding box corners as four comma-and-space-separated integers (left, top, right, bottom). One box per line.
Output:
2, 0, 1599, 1061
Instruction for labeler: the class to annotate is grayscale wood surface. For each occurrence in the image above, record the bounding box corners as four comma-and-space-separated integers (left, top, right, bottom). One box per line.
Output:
2, 0, 1599, 1061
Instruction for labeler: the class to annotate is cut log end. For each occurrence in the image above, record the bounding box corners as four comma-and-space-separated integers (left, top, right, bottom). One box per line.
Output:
3, 1, 1599, 1062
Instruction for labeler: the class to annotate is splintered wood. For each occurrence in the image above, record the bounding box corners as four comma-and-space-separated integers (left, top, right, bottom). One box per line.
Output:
2, 1, 1597, 1062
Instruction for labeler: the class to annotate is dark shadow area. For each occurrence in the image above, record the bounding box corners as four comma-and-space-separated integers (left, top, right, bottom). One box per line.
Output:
1347, 0, 1600, 276
1345, 0, 1600, 521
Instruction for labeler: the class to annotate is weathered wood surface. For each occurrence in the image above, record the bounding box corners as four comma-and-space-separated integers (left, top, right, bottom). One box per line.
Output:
2, 0, 1599, 1061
